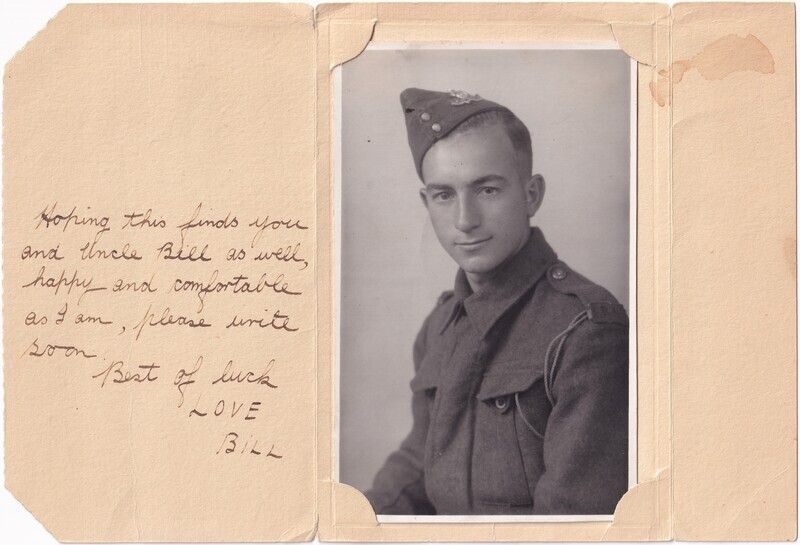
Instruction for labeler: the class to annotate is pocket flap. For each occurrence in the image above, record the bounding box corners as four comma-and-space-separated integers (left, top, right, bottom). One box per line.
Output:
476, 364, 543, 401
409, 359, 440, 392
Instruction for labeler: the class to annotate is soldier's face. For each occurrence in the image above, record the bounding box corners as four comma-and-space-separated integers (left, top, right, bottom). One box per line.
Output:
420, 123, 544, 290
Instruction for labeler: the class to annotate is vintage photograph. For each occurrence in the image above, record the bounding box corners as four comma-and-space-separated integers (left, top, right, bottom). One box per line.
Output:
335, 44, 636, 521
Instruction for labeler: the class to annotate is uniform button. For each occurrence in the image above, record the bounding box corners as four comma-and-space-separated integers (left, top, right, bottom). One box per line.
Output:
494, 396, 508, 410
421, 112, 431, 121
551, 266, 567, 280
431, 123, 441, 132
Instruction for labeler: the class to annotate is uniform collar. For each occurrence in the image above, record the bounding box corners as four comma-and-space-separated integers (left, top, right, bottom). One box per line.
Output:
448, 227, 558, 338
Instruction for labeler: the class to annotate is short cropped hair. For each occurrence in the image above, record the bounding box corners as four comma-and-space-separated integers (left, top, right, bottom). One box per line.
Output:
451, 110, 533, 178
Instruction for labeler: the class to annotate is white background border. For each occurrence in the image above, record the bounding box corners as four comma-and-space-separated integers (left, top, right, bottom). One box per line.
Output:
333, 41, 638, 524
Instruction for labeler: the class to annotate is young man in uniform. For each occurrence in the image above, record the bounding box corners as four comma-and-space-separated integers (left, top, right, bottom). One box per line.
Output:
364, 88, 629, 516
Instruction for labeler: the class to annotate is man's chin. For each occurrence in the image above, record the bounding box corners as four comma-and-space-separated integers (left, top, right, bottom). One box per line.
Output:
456, 259, 497, 277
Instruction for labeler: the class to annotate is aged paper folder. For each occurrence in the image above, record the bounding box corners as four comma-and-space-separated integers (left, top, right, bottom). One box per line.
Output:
2, 2, 795, 542
4, 4, 318, 542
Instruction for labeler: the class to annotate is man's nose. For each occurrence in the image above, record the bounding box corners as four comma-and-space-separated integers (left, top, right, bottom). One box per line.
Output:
455, 195, 480, 231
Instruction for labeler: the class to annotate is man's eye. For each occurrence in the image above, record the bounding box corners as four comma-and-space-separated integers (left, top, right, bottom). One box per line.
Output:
433, 192, 454, 202
479, 186, 500, 196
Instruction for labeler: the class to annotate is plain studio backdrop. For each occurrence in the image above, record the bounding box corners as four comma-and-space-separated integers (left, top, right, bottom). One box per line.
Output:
338, 47, 632, 493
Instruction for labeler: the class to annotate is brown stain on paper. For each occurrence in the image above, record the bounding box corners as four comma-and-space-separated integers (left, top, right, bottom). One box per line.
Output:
650, 34, 775, 106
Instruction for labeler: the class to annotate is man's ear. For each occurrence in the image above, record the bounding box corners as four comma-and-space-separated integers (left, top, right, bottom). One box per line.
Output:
419, 186, 430, 210
525, 174, 545, 217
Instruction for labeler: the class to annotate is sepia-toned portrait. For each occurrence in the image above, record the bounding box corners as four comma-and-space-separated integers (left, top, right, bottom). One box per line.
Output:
335, 43, 636, 522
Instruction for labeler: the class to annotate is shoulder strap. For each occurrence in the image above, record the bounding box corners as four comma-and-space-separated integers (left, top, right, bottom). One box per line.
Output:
541, 262, 628, 405
545, 263, 628, 326
437, 290, 454, 306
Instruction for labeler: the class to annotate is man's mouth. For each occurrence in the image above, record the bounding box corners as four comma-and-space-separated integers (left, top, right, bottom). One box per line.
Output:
455, 237, 491, 249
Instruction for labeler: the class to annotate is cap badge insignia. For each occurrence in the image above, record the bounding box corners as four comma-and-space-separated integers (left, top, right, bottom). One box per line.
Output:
448, 89, 483, 106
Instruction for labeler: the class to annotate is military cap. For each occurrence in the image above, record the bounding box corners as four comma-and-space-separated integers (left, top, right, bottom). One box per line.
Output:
400, 88, 514, 180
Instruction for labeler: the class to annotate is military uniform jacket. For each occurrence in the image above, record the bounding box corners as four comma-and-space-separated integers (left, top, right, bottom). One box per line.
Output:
366, 228, 629, 515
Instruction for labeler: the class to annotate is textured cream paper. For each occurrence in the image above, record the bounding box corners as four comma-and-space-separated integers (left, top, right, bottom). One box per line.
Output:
4, 4, 317, 542
670, 3, 796, 540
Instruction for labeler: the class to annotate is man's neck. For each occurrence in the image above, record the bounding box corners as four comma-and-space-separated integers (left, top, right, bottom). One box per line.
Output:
464, 231, 532, 294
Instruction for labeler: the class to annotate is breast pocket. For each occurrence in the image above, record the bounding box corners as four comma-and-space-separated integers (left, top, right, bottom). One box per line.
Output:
471, 363, 550, 511
409, 356, 440, 396
409, 355, 441, 422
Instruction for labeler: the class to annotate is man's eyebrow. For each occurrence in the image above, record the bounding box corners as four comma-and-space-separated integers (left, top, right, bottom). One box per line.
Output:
470, 175, 509, 186
424, 183, 454, 191
425, 175, 509, 192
